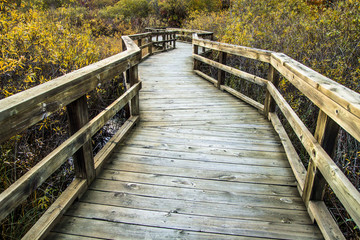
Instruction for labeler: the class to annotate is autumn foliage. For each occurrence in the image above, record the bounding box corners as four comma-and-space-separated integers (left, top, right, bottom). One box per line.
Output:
0, 0, 359, 238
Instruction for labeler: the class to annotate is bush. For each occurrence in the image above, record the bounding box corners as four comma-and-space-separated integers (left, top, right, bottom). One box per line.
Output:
99, 0, 149, 20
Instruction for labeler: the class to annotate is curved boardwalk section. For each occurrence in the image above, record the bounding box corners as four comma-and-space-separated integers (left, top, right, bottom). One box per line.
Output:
50, 42, 322, 239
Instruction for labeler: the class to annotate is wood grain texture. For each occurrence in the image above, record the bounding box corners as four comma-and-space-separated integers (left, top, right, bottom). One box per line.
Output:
193, 38, 272, 63
271, 53, 360, 142
51, 41, 322, 239
269, 112, 306, 193
194, 53, 267, 86
22, 179, 87, 240
66, 95, 95, 183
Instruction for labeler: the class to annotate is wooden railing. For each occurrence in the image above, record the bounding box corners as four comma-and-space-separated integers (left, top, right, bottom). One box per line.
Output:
0, 30, 176, 239
189, 30, 360, 240
144, 28, 177, 52
167, 28, 213, 42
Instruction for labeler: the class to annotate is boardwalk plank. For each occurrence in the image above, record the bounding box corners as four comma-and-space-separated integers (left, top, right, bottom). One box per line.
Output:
62, 203, 322, 239
104, 161, 297, 186
81, 189, 313, 224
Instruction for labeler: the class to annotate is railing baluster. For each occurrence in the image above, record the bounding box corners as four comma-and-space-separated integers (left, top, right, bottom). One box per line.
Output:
264, 65, 279, 117
217, 51, 227, 89
193, 44, 199, 71
66, 95, 95, 184
162, 33, 166, 50
138, 38, 142, 60
173, 32, 176, 48
129, 65, 140, 116
303, 110, 340, 206
148, 34, 153, 55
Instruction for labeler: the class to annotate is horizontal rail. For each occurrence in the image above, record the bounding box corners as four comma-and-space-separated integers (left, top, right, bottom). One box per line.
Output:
153, 38, 177, 44
0, 48, 139, 143
167, 28, 213, 35
193, 38, 272, 63
94, 115, 140, 175
269, 112, 307, 192
128, 32, 151, 40
220, 85, 264, 111
151, 31, 177, 36
188, 29, 360, 239
271, 53, 360, 142
194, 70, 217, 85
193, 54, 267, 86
22, 178, 87, 240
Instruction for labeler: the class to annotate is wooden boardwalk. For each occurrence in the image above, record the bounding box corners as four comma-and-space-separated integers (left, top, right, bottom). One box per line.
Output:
49, 42, 322, 239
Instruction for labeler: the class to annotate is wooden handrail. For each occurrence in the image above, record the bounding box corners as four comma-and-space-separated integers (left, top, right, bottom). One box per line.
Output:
0, 29, 177, 239
189, 29, 360, 239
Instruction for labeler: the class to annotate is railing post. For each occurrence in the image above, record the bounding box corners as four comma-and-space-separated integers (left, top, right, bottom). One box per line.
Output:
148, 34, 153, 55
264, 65, 279, 117
303, 110, 340, 206
193, 44, 199, 71
217, 51, 227, 89
138, 38, 142, 60
162, 33, 166, 51
66, 95, 95, 184
173, 32, 176, 49
129, 65, 140, 116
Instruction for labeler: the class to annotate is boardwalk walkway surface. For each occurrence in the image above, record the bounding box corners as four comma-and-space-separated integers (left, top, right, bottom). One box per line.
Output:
49, 42, 323, 239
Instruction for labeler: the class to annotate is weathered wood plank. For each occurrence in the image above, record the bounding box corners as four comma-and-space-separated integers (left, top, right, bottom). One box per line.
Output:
94, 115, 140, 175
105, 160, 296, 186
131, 127, 280, 143
193, 38, 272, 63
217, 51, 227, 88
269, 112, 306, 193
52, 216, 270, 240
271, 53, 360, 142
0, 55, 140, 143
194, 54, 267, 86
308, 201, 345, 240
220, 85, 264, 111
98, 169, 298, 196
272, 52, 360, 122
114, 144, 288, 166
134, 125, 279, 139
90, 179, 305, 210
66, 95, 95, 183
82, 189, 312, 224
127, 131, 283, 151
264, 65, 279, 117
194, 70, 218, 85
63, 203, 322, 239
107, 155, 294, 177
303, 110, 340, 205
